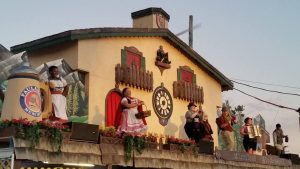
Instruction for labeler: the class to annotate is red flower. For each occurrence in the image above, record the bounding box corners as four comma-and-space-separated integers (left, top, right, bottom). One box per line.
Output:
1, 119, 10, 123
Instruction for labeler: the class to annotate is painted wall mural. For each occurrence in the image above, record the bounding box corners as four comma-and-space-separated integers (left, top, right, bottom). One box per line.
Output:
36, 59, 88, 123
0, 45, 31, 112
0, 44, 88, 123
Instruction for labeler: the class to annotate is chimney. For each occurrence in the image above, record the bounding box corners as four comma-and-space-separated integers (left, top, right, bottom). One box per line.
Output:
131, 7, 170, 29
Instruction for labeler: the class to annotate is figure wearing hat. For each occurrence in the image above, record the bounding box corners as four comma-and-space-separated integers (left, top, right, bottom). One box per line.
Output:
184, 102, 202, 141
216, 106, 237, 151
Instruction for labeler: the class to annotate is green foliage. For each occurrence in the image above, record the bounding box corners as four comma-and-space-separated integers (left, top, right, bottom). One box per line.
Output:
178, 143, 187, 153
66, 82, 88, 119
66, 85, 74, 116
72, 83, 79, 116
123, 135, 146, 162
24, 124, 41, 147
46, 127, 63, 152
0, 120, 10, 129
0, 120, 41, 148
124, 135, 134, 162
191, 144, 198, 156
0, 119, 65, 152
77, 90, 86, 117
68, 115, 88, 123
0, 99, 2, 112
233, 124, 244, 152
134, 136, 146, 154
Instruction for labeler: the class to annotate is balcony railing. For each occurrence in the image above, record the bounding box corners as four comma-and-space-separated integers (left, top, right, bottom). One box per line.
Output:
115, 64, 153, 91
173, 81, 204, 104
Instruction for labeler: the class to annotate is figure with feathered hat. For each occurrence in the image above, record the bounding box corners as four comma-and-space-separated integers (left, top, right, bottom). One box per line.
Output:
216, 106, 237, 151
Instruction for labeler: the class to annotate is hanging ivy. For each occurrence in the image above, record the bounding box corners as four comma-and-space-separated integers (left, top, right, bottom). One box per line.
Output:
24, 124, 41, 147
0, 118, 67, 152
123, 134, 146, 162
134, 136, 146, 154
123, 135, 134, 162
178, 143, 187, 153
46, 127, 63, 152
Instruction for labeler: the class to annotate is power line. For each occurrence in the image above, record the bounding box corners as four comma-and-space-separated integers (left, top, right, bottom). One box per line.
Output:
231, 78, 300, 90
271, 108, 279, 129
232, 80, 300, 97
233, 88, 299, 113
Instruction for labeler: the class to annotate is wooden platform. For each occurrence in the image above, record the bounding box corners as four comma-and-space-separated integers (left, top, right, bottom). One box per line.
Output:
0, 126, 299, 169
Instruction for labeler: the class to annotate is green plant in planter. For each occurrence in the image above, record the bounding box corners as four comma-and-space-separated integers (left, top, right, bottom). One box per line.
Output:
178, 143, 187, 153
123, 135, 146, 162
191, 144, 198, 157
0, 120, 11, 129
46, 127, 63, 152
24, 124, 41, 147
0, 118, 66, 152
124, 135, 134, 162
134, 136, 146, 154
2, 119, 42, 148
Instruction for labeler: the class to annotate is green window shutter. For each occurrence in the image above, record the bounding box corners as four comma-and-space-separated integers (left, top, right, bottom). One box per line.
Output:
177, 68, 182, 81
141, 56, 146, 70
121, 49, 127, 66
193, 74, 196, 84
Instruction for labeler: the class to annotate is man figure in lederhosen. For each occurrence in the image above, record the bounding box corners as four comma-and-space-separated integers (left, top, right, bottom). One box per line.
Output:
216, 107, 237, 151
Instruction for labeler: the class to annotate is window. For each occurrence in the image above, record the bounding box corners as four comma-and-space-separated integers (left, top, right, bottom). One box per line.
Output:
177, 66, 196, 84
121, 46, 145, 70
173, 66, 204, 104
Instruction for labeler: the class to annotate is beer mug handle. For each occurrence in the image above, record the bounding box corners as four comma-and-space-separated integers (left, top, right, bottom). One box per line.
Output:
39, 82, 53, 119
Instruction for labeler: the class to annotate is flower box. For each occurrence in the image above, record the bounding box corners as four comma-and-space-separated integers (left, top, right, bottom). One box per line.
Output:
162, 143, 179, 151
184, 145, 197, 154
100, 136, 123, 144
145, 141, 158, 150
0, 126, 16, 137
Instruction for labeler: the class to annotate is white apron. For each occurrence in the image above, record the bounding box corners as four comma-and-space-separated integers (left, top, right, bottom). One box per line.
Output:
49, 78, 68, 120
118, 97, 147, 133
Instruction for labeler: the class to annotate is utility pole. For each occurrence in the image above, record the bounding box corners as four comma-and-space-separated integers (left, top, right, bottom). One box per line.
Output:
189, 15, 193, 48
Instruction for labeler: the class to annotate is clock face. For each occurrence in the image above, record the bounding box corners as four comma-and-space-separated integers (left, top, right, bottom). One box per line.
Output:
152, 85, 173, 126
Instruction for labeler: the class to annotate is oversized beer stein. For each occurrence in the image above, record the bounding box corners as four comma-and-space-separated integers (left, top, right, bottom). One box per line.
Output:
1, 66, 52, 121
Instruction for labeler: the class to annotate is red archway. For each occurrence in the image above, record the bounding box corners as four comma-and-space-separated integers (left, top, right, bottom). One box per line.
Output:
105, 89, 122, 128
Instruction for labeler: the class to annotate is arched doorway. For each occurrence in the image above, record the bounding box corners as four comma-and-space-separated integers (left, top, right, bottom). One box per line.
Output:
105, 89, 122, 128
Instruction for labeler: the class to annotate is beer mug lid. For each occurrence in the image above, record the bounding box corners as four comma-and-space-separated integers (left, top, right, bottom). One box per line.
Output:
12, 65, 38, 74
8, 65, 39, 80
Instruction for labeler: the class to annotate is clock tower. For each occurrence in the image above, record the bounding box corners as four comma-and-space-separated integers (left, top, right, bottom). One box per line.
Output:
131, 7, 170, 29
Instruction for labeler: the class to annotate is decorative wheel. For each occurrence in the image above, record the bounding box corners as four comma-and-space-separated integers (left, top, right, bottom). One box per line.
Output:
152, 83, 173, 126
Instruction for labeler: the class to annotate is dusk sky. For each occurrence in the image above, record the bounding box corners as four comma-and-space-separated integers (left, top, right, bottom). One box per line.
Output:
1, 0, 300, 154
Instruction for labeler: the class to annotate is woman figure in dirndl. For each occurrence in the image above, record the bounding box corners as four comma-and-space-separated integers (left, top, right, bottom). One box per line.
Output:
117, 87, 147, 134
48, 66, 69, 123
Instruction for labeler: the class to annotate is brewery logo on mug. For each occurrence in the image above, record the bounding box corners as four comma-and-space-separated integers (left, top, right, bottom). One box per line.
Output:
19, 86, 41, 117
